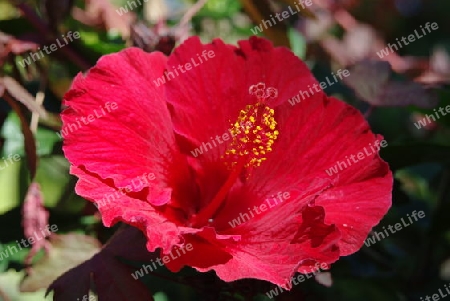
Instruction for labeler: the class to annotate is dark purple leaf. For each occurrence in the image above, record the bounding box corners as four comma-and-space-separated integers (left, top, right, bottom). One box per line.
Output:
47, 226, 155, 301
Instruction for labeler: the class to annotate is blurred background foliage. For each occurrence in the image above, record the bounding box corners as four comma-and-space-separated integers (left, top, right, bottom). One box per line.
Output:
0, 0, 450, 300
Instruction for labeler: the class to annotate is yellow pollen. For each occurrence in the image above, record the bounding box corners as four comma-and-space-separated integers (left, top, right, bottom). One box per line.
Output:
223, 103, 279, 168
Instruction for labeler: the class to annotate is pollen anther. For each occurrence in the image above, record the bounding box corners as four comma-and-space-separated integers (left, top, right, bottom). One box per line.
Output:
224, 104, 278, 168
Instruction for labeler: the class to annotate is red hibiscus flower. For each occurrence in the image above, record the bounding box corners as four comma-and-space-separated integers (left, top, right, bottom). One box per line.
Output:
61, 36, 392, 287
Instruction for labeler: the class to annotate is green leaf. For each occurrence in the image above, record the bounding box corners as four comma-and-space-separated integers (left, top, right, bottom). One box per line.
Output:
1, 113, 60, 157
77, 30, 125, 57
35, 156, 71, 208
153, 292, 169, 301
0, 243, 9, 272
0, 241, 34, 277
199, 0, 242, 19
288, 27, 307, 59
0, 158, 21, 214
0, 270, 51, 301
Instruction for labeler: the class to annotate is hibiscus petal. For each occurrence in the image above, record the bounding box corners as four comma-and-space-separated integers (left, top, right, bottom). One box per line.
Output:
248, 96, 392, 256
164, 36, 320, 209
314, 167, 392, 255
193, 205, 340, 288
71, 166, 181, 253
165, 36, 317, 161
164, 227, 234, 271
165, 36, 245, 160
62, 48, 192, 207
162, 178, 338, 287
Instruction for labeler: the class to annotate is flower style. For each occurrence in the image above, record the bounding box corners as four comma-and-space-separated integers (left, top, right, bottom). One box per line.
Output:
61, 36, 392, 287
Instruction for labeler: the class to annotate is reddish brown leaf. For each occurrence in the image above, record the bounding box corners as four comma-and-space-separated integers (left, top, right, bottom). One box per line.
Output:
2, 91, 38, 179
72, 0, 134, 38
239, 0, 290, 47
47, 227, 155, 301
13, 4, 91, 70
0, 81, 4, 97
1, 77, 47, 116
21, 234, 101, 292
343, 59, 439, 108
41, 0, 75, 32
0, 31, 38, 66
130, 22, 176, 55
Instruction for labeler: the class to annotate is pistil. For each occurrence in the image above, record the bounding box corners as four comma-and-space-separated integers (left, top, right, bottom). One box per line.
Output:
189, 83, 279, 228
